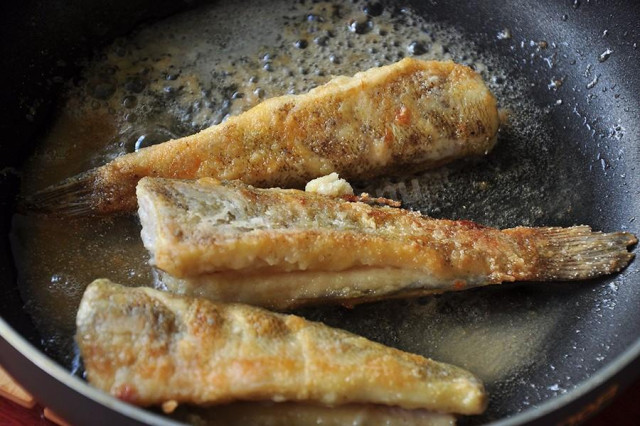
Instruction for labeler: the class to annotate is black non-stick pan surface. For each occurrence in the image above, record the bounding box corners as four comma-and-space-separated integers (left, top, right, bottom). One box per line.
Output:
1, 0, 639, 424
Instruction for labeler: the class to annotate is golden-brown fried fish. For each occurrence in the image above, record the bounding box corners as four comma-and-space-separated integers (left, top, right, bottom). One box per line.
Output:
28, 58, 499, 215
76, 279, 486, 415
137, 177, 636, 309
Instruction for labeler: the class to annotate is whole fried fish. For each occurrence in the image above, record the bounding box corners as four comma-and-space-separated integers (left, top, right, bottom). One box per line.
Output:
76, 279, 486, 415
137, 177, 636, 309
27, 58, 499, 215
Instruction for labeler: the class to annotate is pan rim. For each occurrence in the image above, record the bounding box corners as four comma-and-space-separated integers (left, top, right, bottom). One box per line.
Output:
2, 312, 639, 425
0, 0, 638, 423
491, 336, 640, 425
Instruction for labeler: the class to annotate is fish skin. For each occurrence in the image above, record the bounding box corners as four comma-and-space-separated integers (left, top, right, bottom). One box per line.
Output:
76, 279, 487, 415
137, 177, 636, 309
28, 58, 499, 215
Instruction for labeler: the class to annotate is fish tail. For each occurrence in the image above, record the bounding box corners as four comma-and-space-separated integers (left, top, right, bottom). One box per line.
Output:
532, 226, 637, 280
19, 169, 102, 216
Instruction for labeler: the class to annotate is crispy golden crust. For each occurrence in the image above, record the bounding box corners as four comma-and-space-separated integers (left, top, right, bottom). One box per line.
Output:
138, 177, 527, 279
76, 280, 487, 414
29, 59, 499, 215
138, 177, 635, 278
137, 177, 636, 308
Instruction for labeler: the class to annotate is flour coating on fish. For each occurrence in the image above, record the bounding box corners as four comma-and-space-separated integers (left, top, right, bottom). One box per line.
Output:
26, 59, 499, 215
136, 177, 636, 309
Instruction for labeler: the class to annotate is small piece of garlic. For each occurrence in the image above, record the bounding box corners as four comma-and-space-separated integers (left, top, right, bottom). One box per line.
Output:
305, 173, 354, 196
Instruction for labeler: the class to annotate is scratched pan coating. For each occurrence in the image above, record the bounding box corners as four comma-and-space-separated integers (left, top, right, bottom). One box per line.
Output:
0, 1, 639, 425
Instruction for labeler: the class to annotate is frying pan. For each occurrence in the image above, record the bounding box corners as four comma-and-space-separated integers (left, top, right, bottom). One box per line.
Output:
1, 0, 639, 424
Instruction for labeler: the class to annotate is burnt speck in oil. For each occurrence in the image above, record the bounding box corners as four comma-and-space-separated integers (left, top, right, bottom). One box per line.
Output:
548, 77, 564, 90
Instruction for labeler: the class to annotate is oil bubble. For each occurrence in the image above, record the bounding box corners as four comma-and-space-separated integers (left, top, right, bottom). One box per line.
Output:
91, 81, 115, 100
294, 39, 308, 49
122, 96, 137, 108
407, 41, 427, 56
314, 36, 328, 46
124, 76, 145, 93
348, 16, 373, 34
306, 13, 323, 23
134, 127, 177, 152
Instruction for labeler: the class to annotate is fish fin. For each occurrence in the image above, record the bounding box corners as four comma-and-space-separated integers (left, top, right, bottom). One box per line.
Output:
20, 170, 100, 216
534, 226, 636, 280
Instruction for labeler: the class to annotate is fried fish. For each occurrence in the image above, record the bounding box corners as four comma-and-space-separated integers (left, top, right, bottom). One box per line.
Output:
27, 58, 499, 215
76, 279, 486, 415
137, 177, 636, 309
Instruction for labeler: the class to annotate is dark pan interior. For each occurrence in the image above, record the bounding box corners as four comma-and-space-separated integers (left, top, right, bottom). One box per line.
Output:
1, 0, 639, 424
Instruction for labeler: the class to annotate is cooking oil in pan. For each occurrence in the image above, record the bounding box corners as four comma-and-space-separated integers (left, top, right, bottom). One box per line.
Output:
11, 0, 590, 422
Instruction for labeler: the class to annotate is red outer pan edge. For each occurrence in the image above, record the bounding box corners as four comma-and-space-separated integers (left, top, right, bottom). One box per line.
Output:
0, 318, 181, 426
